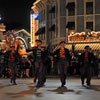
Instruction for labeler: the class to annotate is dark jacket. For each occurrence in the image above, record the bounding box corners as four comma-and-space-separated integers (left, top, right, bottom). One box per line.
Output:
79, 52, 96, 67
5, 50, 19, 63
53, 48, 71, 62
27, 47, 48, 62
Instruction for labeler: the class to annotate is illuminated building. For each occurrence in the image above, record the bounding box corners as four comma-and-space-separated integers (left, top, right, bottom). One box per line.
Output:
31, 0, 100, 57
0, 23, 6, 49
0, 23, 6, 41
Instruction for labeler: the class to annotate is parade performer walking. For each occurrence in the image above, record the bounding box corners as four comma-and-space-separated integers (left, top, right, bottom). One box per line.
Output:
6, 46, 19, 85
79, 46, 95, 86
27, 40, 47, 87
53, 41, 71, 87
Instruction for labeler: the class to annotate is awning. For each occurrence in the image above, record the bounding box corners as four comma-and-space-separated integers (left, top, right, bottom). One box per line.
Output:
74, 43, 100, 51
49, 24, 55, 31
66, 2, 75, 9
65, 44, 72, 50
66, 22, 75, 29
66, 43, 100, 51
35, 27, 45, 36
49, 6, 55, 13
53, 43, 100, 52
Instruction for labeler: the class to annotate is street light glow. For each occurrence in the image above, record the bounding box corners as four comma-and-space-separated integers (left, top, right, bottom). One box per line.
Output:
34, 14, 39, 20
0, 17, 1, 20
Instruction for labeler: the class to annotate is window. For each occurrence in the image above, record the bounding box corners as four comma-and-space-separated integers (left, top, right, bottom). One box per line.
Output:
86, 2, 93, 14
66, 22, 75, 35
66, 22, 75, 30
66, 3, 75, 16
68, 8, 75, 16
43, 34, 45, 40
49, 6, 55, 13
52, 31, 56, 39
86, 22, 93, 31
49, 24, 55, 32
52, 12, 55, 19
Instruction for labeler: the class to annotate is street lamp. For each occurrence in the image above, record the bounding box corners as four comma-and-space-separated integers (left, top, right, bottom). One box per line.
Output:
34, 13, 39, 20
0, 17, 1, 21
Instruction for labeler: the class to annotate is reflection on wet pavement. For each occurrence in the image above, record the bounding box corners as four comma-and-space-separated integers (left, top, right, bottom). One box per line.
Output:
5, 86, 42, 98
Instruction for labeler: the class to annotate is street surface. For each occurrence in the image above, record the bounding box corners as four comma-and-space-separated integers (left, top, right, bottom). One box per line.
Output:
0, 78, 100, 100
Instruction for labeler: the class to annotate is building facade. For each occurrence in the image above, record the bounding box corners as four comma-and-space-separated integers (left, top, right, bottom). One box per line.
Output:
0, 23, 6, 50
31, 0, 100, 57
0, 23, 6, 41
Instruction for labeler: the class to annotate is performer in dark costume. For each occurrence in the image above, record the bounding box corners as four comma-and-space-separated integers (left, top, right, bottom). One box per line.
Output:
53, 41, 71, 87
0, 49, 6, 77
79, 45, 95, 86
27, 40, 47, 87
6, 46, 19, 85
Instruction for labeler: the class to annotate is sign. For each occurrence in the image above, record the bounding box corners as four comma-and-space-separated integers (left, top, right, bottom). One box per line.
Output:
68, 31, 100, 43
31, 13, 39, 47
31, 14, 35, 47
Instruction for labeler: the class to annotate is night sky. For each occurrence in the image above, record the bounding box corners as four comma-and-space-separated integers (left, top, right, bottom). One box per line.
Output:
0, 0, 36, 31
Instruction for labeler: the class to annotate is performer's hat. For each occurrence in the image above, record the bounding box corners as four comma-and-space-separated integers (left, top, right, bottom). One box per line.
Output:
60, 41, 66, 44
36, 39, 42, 43
84, 45, 90, 49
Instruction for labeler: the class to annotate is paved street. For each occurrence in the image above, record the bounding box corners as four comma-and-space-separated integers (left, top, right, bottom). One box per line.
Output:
0, 78, 100, 100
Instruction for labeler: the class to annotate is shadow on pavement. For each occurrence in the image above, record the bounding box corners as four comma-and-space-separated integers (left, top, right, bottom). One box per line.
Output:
47, 86, 83, 95
85, 85, 100, 91
48, 86, 75, 94
0, 84, 13, 89
5, 86, 42, 98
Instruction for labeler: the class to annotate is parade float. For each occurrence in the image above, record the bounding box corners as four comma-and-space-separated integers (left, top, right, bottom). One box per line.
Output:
4, 30, 27, 58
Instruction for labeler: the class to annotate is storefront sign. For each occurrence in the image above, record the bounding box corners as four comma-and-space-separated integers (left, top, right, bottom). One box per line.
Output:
31, 13, 39, 47
68, 31, 100, 42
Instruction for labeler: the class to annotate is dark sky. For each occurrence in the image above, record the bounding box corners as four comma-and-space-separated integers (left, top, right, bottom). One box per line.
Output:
0, 0, 36, 31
